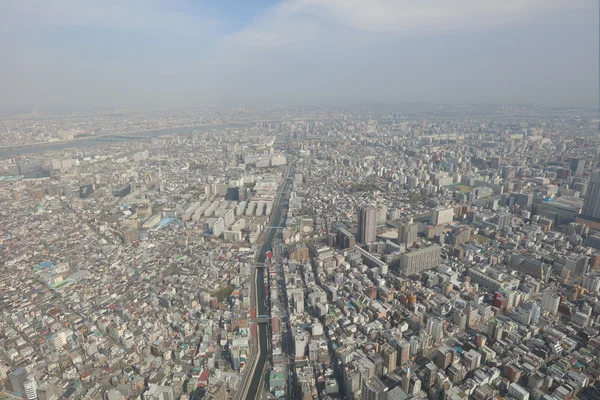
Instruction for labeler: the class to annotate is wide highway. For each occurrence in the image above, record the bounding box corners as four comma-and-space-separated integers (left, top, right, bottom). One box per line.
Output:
241, 159, 296, 400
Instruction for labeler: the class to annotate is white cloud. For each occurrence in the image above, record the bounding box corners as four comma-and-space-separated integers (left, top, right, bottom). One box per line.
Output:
0, 0, 596, 108
209, 0, 598, 108
223, 0, 594, 50
310, 0, 592, 33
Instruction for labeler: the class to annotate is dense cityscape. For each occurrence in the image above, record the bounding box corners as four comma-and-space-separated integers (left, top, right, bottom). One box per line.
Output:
1, 104, 600, 400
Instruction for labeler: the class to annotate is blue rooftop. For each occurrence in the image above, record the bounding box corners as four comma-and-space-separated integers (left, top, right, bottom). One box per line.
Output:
34, 261, 55, 270
157, 218, 174, 227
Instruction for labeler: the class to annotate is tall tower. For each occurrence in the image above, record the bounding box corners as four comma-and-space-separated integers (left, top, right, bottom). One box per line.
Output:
381, 343, 397, 373
397, 217, 418, 247
399, 339, 411, 365
358, 205, 377, 244
401, 369, 410, 393
582, 172, 600, 220
423, 363, 437, 389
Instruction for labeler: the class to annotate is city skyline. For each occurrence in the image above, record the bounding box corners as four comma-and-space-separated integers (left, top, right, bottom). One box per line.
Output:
1, 2, 600, 400
1, 103, 600, 400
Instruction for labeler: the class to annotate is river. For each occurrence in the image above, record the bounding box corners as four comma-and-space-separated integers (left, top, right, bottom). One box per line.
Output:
0, 123, 251, 159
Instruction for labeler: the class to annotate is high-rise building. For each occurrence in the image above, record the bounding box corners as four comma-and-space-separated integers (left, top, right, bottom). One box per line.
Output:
398, 340, 411, 365
358, 206, 377, 244
9, 368, 28, 399
294, 331, 308, 361
23, 378, 38, 400
452, 309, 467, 330
530, 302, 541, 325
508, 383, 530, 400
565, 256, 589, 277
401, 371, 410, 393
205, 381, 226, 400
462, 349, 481, 371
409, 377, 421, 396
427, 317, 444, 343
491, 157, 502, 169
400, 245, 442, 276
409, 336, 420, 357
517, 307, 532, 325
212, 218, 225, 237
497, 212, 512, 230
583, 275, 600, 292
441, 283, 455, 298
451, 227, 471, 246
35, 383, 56, 400
397, 217, 419, 247
362, 376, 385, 400
487, 320, 503, 341
343, 369, 362, 399
231, 347, 240, 370
381, 343, 397, 373
574, 182, 588, 197
423, 363, 437, 389
52, 331, 67, 350
557, 167, 572, 179
515, 192, 533, 207
377, 205, 387, 223
447, 364, 465, 384
435, 345, 453, 370
541, 292, 560, 315
569, 158, 586, 177
430, 206, 454, 226
582, 172, 600, 220
337, 227, 356, 249
570, 310, 590, 328
0, 363, 7, 382
368, 353, 384, 377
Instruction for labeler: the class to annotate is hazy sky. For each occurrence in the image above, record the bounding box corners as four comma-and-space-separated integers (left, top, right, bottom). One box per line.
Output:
1, 0, 598, 109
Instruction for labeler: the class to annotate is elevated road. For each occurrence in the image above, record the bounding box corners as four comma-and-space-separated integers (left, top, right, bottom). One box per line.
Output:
236, 159, 296, 400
